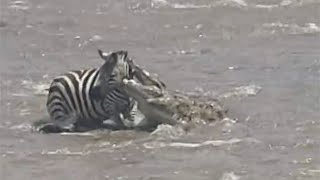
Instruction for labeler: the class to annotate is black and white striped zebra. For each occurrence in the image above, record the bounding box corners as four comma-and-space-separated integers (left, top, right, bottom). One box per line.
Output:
39, 49, 135, 133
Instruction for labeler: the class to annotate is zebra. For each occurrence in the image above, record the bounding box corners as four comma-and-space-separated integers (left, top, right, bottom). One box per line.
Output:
38, 49, 136, 133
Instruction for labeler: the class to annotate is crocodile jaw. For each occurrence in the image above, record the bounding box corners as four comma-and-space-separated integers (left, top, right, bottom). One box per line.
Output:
122, 79, 176, 126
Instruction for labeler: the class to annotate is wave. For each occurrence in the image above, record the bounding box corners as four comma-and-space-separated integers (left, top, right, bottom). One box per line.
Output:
128, 0, 320, 12
252, 22, 320, 36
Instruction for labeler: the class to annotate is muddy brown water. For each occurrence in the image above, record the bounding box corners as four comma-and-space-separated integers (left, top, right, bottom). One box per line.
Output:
0, 0, 319, 179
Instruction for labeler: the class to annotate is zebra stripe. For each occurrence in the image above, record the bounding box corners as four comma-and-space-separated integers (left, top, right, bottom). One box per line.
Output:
45, 50, 134, 131
47, 69, 103, 121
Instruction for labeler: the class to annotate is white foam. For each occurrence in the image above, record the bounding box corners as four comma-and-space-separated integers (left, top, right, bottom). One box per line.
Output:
8, 0, 29, 10
148, 0, 319, 10
254, 22, 320, 36
41, 148, 90, 156
254, 4, 279, 9
169, 138, 242, 147
169, 0, 248, 9
171, 3, 212, 9
20, 80, 49, 96
151, 124, 185, 139
60, 132, 99, 136
143, 138, 244, 149
11, 93, 28, 97
19, 108, 31, 116
151, 0, 248, 9
216, 0, 247, 7
151, 0, 168, 8
9, 123, 33, 131
220, 172, 241, 180
89, 35, 103, 42
280, 0, 294, 6
218, 84, 262, 99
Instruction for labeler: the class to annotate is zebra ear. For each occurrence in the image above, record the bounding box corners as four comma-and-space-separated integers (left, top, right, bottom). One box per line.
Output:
98, 49, 118, 65
98, 49, 109, 59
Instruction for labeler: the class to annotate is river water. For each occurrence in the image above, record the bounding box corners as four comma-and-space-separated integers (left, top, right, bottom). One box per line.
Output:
0, 0, 319, 179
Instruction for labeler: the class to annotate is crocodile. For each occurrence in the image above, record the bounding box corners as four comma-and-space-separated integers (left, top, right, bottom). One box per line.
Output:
121, 59, 228, 131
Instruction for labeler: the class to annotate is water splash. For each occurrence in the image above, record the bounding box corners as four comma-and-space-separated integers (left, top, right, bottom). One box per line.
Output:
9, 123, 33, 131
142, 138, 252, 149
151, 124, 186, 139
21, 80, 49, 96
41, 148, 91, 156
218, 84, 262, 100
151, 0, 248, 9
220, 172, 241, 180
8, 0, 30, 11
252, 22, 320, 37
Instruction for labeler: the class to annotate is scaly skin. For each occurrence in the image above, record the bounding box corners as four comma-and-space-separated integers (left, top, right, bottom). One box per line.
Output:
122, 60, 228, 130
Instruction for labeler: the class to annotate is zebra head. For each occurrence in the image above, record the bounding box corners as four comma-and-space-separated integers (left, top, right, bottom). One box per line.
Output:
90, 49, 133, 99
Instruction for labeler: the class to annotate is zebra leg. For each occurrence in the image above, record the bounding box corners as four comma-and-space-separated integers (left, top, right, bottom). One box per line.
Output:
102, 114, 128, 130
37, 123, 72, 133
72, 119, 102, 132
121, 100, 158, 131
37, 115, 78, 133
101, 106, 146, 130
